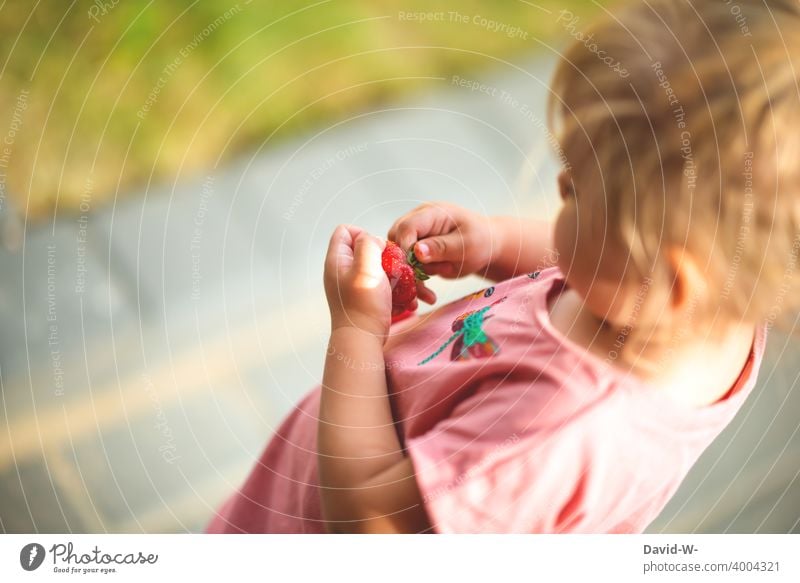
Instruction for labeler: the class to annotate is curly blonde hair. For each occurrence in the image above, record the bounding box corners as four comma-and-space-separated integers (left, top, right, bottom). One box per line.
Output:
548, 0, 800, 349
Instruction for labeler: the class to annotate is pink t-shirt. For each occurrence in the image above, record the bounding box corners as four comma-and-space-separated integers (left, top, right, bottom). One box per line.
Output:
206, 267, 766, 533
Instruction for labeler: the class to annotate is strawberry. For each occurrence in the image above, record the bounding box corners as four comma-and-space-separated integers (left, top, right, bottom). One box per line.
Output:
381, 241, 429, 312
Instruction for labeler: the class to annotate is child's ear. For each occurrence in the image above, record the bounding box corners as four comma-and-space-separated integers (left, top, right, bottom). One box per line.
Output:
665, 246, 707, 314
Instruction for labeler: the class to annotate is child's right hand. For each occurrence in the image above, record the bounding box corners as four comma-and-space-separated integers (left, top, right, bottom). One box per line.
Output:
388, 202, 498, 298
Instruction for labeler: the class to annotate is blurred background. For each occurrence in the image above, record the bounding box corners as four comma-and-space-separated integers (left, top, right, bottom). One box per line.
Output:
0, 0, 798, 533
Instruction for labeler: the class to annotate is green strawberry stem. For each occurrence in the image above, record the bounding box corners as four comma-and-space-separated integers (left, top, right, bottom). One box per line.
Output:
407, 249, 430, 281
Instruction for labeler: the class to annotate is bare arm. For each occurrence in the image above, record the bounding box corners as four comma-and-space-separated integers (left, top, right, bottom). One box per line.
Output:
318, 225, 431, 533
483, 215, 557, 281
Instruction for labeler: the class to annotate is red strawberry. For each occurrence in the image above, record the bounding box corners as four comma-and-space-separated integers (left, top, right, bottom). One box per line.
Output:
381, 241, 429, 312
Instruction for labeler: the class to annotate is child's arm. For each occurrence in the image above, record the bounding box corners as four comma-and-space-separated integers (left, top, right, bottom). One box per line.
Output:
483, 215, 557, 281
318, 225, 431, 533
388, 202, 557, 288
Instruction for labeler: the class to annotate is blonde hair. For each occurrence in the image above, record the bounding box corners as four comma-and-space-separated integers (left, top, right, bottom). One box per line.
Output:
548, 0, 800, 351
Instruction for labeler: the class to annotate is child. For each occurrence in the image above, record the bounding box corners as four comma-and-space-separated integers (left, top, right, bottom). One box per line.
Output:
207, 0, 800, 533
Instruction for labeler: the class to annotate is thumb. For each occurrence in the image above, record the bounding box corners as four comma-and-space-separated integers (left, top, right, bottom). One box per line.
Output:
352, 232, 384, 283
414, 233, 465, 264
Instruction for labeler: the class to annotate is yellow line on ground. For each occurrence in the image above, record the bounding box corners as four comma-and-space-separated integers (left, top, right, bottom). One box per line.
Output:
0, 300, 328, 468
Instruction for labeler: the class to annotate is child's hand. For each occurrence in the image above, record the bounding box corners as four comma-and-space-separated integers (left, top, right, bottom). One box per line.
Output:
388, 202, 496, 289
324, 225, 392, 338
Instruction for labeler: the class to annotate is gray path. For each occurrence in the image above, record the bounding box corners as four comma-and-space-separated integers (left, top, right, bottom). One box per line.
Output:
0, 56, 797, 533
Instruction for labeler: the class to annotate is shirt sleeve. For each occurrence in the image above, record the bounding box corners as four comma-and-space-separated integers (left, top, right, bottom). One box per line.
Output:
406, 374, 602, 533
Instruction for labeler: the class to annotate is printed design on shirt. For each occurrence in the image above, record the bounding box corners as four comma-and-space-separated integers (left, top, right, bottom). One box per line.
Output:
458, 285, 497, 302
528, 271, 541, 279
418, 296, 507, 365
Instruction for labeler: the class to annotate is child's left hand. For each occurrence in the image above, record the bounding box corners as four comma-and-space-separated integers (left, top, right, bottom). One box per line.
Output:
324, 225, 392, 338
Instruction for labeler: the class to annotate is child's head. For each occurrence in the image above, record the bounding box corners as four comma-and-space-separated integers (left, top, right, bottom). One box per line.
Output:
548, 0, 800, 355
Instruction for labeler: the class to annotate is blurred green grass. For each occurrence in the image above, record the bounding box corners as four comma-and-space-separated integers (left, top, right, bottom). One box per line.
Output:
0, 0, 603, 217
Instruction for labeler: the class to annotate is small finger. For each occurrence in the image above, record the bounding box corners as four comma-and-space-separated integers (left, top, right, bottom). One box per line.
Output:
342, 224, 363, 242
395, 208, 450, 251
325, 225, 352, 272
387, 221, 399, 244
388, 216, 416, 248
417, 282, 437, 304
419, 261, 458, 278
